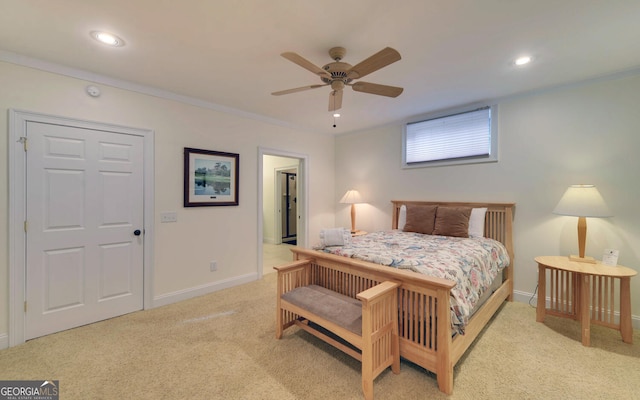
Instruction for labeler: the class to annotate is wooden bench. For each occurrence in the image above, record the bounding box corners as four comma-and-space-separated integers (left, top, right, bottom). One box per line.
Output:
275, 259, 400, 400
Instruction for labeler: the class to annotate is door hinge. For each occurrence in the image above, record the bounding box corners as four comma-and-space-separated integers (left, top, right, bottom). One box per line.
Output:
18, 136, 27, 151
24, 301, 27, 312
24, 220, 28, 233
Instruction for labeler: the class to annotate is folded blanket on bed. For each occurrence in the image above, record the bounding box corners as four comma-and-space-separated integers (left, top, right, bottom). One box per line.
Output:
317, 227, 352, 248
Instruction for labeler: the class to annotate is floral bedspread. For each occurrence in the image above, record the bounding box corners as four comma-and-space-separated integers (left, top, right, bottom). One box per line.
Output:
318, 230, 510, 334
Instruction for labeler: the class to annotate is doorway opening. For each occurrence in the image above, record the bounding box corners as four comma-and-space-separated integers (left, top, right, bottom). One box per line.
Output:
258, 148, 307, 278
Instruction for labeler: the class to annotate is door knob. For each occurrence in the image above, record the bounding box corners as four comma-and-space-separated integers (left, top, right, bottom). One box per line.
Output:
133, 229, 141, 236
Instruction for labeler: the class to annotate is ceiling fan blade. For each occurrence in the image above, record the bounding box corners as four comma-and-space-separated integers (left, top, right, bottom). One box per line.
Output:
328, 90, 343, 111
351, 81, 404, 97
347, 47, 401, 79
271, 84, 327, 96
281, 52, 332, 79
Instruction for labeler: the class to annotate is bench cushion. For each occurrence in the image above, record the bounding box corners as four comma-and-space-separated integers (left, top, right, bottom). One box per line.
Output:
281, 285, 363, 335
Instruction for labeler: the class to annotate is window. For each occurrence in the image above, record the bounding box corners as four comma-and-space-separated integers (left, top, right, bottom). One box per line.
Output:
403, 105, 497, 168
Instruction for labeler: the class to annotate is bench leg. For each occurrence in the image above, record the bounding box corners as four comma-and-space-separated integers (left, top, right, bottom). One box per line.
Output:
361, 331, 399, 399
361, 339, 373, 399
362, 372, 374, 400
276, 307, 283, 339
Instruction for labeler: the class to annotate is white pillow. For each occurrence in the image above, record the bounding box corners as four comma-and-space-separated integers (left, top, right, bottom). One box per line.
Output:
468, 207, 487, 238
319, 227, 352, 247
397, 205, 407, 230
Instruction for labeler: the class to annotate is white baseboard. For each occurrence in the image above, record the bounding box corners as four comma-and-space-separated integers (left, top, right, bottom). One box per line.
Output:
513, 289, 640, 330
0, 333, 8, 350
152, 272, 258, 308
512, 289, 538, 306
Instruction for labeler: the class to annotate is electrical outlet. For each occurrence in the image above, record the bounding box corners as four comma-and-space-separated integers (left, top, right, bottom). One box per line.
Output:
210, 261, 217, 272
160, 212, 178, 223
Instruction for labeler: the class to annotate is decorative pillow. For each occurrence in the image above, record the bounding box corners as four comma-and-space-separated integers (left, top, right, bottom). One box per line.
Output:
397, 205, 407, 230
402, 204, 437, 234
433, 206, 472, 238
468, 207, 487, 238
319, 227, 352, 247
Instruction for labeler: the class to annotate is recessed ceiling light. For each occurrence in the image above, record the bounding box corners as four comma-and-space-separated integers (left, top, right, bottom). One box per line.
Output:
514, 56, 532, 66
90, 31, 125, 47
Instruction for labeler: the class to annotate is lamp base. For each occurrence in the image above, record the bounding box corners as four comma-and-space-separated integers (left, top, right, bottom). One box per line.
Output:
569, 254, 596, 264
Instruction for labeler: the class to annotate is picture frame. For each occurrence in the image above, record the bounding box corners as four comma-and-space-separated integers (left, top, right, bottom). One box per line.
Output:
184, 147, 239, 207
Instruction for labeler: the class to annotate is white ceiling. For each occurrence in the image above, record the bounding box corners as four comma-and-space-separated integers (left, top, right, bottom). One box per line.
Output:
1, 0, 639, 135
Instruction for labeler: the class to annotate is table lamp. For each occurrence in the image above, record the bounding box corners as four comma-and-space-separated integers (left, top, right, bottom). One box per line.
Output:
340, 189, 363, 233
553, 184, 612, 263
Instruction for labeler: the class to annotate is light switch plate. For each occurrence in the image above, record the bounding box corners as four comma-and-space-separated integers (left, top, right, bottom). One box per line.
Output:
160, 212, 177, 223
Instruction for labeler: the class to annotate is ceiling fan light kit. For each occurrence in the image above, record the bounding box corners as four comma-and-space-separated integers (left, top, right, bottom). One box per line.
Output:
272, 46, 403, 112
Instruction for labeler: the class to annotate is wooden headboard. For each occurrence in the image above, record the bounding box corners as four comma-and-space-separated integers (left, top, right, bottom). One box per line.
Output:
390, 200, 515, 264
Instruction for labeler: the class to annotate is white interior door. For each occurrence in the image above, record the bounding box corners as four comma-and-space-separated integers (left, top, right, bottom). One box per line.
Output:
25, 121, 144, 339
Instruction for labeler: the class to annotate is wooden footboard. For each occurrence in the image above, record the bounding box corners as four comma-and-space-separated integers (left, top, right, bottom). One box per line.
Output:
287, 247, 514, 394
282, 201, 515, 394
288, 248, 460, 393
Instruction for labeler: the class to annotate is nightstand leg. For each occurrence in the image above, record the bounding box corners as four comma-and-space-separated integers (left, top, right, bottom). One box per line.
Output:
536, 264, 546, 323
620, 277, 633, 344
573, 272, 581, 319
580, 274, 590, 346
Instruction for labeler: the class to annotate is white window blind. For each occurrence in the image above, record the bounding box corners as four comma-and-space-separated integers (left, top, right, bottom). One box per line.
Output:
405, 107, 493, 165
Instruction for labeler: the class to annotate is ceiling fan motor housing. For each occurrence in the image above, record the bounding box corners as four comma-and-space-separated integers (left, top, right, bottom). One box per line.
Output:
321, 61, 353, 85
322, 46, 352, 85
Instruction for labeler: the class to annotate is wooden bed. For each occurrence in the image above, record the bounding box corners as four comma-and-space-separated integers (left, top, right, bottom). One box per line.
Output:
276, 200, 514, 394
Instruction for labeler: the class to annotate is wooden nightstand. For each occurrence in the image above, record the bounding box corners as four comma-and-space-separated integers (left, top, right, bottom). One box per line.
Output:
535, 255, 637, 346
351, 230, 367, 237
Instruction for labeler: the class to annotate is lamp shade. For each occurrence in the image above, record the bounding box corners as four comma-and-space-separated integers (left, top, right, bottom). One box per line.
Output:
553, 185, 611, 218
339, 189, 363, 204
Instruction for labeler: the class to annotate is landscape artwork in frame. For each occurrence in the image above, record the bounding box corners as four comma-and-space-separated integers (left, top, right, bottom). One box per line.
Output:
184, 147, 239, 206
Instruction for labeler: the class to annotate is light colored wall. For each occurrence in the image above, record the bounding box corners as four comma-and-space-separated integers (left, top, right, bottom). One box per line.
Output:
262, 155, 300, 244
0, 61, 335, 341
335, 73, 640, 324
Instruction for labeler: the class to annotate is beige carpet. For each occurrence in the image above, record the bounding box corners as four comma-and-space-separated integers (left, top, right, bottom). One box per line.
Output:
1, 272, 638, 400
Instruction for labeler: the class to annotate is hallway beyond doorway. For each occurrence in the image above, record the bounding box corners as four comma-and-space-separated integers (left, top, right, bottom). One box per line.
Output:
262, 243, 295, 275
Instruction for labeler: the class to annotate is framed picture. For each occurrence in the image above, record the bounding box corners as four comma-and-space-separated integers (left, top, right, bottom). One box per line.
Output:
184, 147, 239, 207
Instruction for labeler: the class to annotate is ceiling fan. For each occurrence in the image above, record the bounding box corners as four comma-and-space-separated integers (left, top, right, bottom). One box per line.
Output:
271, 46, 403, 112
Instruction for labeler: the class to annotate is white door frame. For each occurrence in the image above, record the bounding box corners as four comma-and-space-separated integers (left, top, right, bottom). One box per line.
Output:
257, 147, 308, 278
274, 165, 299, 245
8, 109, 155, 347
